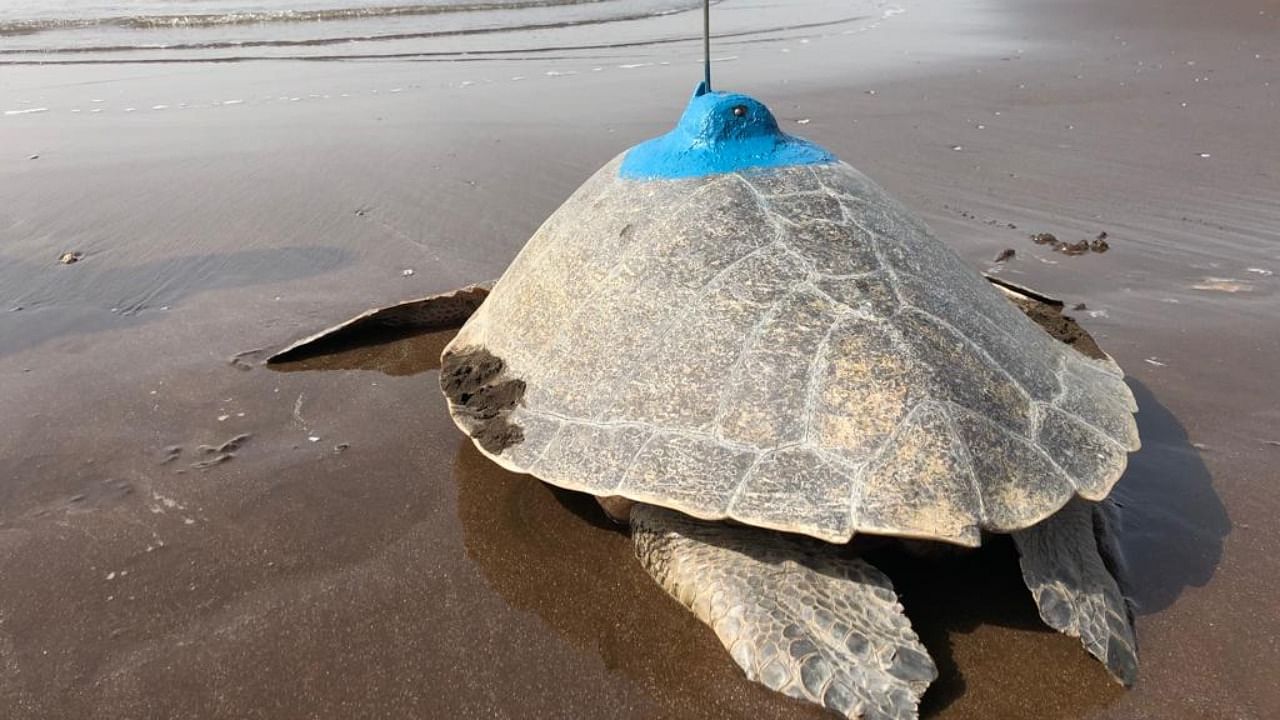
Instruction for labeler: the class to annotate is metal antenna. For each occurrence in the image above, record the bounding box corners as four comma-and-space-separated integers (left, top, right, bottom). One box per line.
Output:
703, 0, 712, 91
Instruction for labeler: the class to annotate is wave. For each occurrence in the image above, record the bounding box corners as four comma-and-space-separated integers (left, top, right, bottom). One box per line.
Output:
0, 0, 739, 57
0, 13, 870, 64
0, 0, 619, 37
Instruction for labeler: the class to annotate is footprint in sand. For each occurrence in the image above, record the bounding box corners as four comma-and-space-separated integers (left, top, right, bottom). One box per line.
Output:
192, 433, 252, 469
160, 434, 253, 470
29, 479, 134, 518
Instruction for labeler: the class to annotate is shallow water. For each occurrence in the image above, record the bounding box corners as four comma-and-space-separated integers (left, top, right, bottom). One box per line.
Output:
0, 0, 889, 63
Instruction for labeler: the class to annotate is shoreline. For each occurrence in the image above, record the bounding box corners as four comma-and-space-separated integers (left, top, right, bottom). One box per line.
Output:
2, 0, 1277, 717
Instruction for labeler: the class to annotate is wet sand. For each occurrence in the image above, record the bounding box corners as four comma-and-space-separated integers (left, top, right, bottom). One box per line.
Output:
2, 0, 1278, 717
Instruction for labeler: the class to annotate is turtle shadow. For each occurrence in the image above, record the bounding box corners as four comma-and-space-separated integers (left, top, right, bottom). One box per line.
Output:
1105, 379, 1228, 614
545, 482, 630, 533
859, 535, 1068, 717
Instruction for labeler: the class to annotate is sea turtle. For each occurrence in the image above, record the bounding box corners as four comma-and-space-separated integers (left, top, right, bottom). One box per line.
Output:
273, 84, 1140, 720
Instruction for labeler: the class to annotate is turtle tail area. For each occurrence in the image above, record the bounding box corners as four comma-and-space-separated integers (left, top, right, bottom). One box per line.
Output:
1011, 497, 1139, 685
630, 505, 936, 720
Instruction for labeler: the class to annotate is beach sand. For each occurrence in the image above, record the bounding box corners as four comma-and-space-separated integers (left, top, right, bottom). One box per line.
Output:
2, 0, 1278, 717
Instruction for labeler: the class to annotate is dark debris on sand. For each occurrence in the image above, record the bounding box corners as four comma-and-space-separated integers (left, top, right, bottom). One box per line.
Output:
1030, 231, 1110, 256
1005, 294, 1106, 360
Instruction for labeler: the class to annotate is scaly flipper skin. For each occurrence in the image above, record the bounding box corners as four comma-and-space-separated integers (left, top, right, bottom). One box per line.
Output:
631, 504, 937, 720
1011, 498, 1138, 685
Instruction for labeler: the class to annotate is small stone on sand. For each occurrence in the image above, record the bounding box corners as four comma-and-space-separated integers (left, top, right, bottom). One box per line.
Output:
58, 251, 82, 265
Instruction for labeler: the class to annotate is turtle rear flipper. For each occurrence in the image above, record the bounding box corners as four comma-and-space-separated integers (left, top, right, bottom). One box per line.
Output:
631, 505, 936, 720
1012, 498, 1139, 685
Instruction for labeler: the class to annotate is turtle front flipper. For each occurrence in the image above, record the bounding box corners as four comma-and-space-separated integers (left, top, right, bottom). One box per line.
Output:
268, 282, 493, 363
630, 505, 936, 720
1011, 498, 1139, 685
